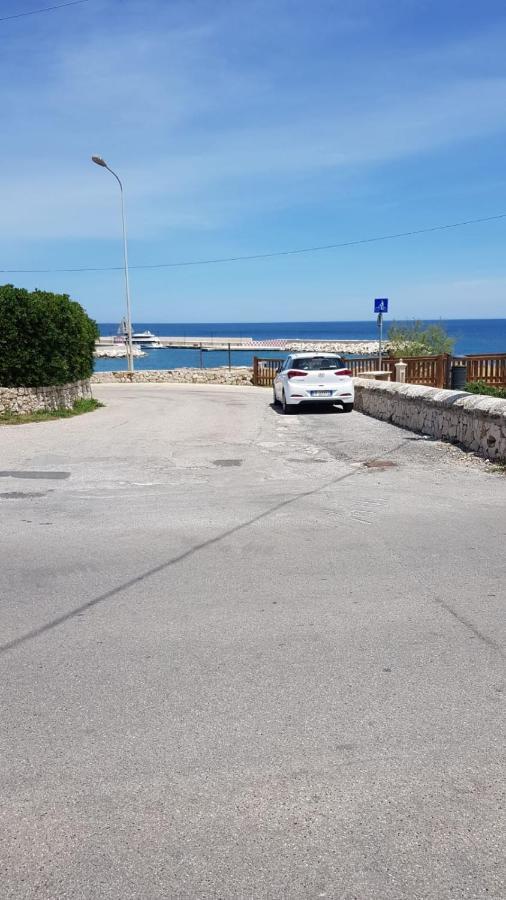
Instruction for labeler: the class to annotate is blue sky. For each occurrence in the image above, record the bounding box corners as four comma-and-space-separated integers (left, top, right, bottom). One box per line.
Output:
1, 0, 506, 322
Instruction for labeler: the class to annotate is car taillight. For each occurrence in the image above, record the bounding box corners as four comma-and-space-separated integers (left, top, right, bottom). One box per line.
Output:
335, 369, 352, 376
287, 370, 308, 378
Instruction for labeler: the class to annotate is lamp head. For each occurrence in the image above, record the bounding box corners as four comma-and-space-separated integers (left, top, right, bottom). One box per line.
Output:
91, 155, 108, 167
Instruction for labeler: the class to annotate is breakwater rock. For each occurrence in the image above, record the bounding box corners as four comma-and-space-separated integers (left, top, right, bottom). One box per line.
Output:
285, 341, 385, 354
95, 345, 145, 359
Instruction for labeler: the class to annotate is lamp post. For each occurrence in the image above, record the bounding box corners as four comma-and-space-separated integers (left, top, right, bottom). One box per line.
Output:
91, 156, 134, 373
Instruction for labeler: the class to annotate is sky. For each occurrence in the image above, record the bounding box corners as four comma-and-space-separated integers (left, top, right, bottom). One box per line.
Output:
1, 0, 506, 323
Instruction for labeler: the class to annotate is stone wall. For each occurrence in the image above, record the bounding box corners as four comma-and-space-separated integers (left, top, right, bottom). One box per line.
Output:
0, 379, 92, 415
354, 378, 506, 461
91, 368, 254, 386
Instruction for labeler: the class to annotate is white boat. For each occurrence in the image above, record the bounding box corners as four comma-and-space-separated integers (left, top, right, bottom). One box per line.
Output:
131, 331, 164, 348
117, 320, 163, 348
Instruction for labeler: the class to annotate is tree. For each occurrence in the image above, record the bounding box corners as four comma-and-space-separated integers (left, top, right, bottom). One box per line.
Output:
388, 321, 455, 358
0, 284, 99, 387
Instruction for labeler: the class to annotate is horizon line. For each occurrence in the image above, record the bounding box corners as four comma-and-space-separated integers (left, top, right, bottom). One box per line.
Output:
96, 316, 506, 324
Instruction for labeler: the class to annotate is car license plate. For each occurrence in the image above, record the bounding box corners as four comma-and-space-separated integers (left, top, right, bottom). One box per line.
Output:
311, 390, 332, 397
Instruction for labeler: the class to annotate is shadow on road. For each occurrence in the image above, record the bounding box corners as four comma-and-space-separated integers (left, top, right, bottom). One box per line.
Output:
269, 402, 349, 416
0, 465, 363, 655
0, 437, 409, 657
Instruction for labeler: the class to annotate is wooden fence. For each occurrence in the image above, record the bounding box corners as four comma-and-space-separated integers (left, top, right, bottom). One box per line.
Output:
346, 356, 392, 377
252, 353, 506, 389
465, 353, 506, 387
340, 355, 452, 388
252, 357, 285, 386
252, 356, 392, 386
252, 355, 451, 387
404, 354, 451, 389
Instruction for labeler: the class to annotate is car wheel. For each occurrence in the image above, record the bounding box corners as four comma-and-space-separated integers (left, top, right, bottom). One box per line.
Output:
341, 402, 354, 413
282, 391, 294, 414
273, 386, 280, 406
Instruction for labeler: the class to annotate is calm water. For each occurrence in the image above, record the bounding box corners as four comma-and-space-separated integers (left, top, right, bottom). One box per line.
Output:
96, 319, 506, 371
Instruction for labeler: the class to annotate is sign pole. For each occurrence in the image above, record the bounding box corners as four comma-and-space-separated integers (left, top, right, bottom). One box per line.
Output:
374, 298, 389, 369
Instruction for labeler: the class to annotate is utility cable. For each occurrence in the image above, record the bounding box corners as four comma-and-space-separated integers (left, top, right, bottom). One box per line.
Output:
0, 0, 89, 23
1, 212, 505, 274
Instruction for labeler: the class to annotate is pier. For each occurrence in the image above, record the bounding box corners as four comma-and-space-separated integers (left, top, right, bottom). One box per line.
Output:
97, 335, 382, 353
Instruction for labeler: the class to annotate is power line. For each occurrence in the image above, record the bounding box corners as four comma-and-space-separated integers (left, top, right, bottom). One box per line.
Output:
1, 212, 505, 274
0, 0, 89, 23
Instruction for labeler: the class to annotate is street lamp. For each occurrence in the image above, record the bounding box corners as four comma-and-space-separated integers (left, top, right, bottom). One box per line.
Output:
91, 155, 134, 373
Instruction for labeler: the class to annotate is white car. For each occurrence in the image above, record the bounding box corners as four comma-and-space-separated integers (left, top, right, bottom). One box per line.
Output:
273, 353, 354, 414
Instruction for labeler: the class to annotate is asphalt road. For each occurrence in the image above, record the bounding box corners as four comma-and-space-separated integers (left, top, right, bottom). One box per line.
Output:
1, 384, 505, 900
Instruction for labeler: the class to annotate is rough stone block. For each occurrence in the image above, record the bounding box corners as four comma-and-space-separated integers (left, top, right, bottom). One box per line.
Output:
353, 378, 506, 461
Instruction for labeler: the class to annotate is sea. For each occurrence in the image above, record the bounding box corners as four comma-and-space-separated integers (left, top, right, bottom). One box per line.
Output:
95, 319, 506, 371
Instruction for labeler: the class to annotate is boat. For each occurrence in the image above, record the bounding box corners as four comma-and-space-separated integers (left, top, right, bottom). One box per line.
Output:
117, 320, 164, 348
131, 331, 164, 348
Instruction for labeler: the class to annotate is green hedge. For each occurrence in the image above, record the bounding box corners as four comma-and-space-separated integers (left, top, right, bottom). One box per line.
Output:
464, 381, 506, 400
0, 284, 99, 387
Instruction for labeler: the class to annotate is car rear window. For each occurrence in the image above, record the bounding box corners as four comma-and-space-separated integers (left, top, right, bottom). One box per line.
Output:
291, 357, 347, 371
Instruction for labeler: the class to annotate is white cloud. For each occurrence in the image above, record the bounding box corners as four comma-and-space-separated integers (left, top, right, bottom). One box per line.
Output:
1, 3, 506, 239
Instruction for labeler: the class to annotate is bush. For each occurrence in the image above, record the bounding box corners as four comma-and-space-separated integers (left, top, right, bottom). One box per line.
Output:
464, 381, 506, 399
388, 321, 455, 357
0, 284, 98, 387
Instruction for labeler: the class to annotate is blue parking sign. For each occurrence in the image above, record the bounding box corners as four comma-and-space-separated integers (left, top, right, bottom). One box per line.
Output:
374, 298, 389, 314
